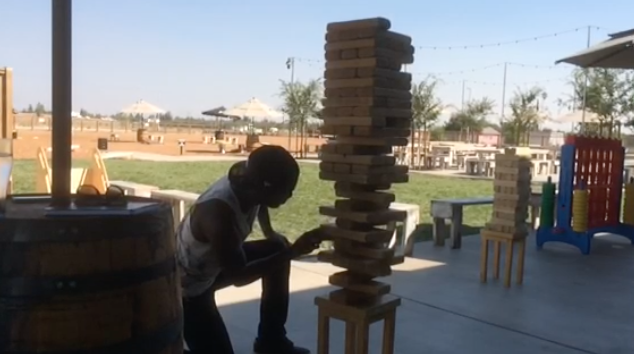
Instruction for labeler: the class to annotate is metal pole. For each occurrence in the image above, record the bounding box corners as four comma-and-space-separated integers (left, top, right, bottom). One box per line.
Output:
461, 80, 466, 110
580, 25, 592, 126
287, 57, 294, 154
51, 0, 72, 207
500, 62, 508, 119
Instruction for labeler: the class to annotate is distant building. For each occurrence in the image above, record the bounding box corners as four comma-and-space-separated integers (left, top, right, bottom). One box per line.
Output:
528, 130, 565, 147
478, 127, 500, 146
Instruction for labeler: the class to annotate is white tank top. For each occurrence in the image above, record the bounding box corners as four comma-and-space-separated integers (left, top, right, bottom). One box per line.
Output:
176, 175, 259, 298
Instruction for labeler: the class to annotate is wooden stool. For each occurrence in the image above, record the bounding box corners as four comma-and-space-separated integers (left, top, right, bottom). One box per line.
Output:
480, 231, 527, 288
315, 289, 400, 354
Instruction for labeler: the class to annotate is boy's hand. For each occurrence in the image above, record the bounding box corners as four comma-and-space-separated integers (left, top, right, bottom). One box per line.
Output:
290, 228, 328, 258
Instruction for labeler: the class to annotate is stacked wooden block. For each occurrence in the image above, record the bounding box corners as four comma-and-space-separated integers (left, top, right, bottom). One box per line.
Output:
317, 17, 413, 304
480, 148, 531, 287
314, 17, 414, 354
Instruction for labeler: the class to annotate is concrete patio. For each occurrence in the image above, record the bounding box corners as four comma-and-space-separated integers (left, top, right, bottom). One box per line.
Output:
215, 234, 634, 354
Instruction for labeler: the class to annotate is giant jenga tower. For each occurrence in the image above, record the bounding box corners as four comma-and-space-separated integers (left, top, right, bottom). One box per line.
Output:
315, 17, 414, 354
480, 149, 531, 288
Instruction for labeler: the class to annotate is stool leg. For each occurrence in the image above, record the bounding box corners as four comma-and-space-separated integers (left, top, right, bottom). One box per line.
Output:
355, 322, 370, 354
345, 322, 356, 354
382, 311, 396, 354
504, 241, 514, 288
317, 311, 330, 354
493, 241, 501, 279
517, 239, 526, 285
480, 239, 489, 283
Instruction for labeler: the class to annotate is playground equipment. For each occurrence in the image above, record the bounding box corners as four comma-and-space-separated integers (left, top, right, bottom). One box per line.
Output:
536, 133, 634, 254
0, 67, 14, 139
35, 147, 109, 194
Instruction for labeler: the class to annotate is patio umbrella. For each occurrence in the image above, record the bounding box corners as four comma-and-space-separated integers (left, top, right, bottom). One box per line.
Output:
201, 106, 238, 129
555, 29, 634, 69
120, 100, 166, 115
223, 97, 283, 123
202, 106, 234, 118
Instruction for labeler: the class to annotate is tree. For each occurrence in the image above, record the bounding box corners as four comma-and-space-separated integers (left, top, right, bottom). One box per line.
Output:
411, 76, 444, 132
161, 111, 174, 121
35, 102, 46, 117
279, 79, 322, 158
566, 68, 634, 133
502, 86, 547, 145
445, 98, 494, 139
27, 104, 34, 113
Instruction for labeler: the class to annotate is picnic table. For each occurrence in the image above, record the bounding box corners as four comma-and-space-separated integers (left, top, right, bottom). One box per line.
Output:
430, 193, 543, 249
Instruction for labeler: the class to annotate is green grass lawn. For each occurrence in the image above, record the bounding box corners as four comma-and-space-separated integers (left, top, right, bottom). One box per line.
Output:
11, 159, 495, 241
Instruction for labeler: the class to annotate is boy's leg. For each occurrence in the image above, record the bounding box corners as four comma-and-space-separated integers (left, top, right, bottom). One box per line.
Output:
214, 239, 309, 353
182, 287, 234, 354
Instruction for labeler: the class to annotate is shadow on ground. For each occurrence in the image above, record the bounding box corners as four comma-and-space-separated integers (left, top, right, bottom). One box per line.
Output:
216, 236, 634, 354
412, 222, 482, 242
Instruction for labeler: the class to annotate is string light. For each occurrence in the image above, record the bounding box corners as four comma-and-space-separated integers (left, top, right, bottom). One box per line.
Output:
417, 26, 607, 50
436, 76, 569, 87
411, 61, 567, 77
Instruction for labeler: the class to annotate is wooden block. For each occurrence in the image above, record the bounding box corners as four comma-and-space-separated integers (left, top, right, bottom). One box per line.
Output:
356, 67, 412, 80
323, 68, 360, 80
322, 95, 411, 110
322, 116, 386, 127
325, 27, 384, 43
334, 239, 395, 260
325, 30, 412, 50
319, 162, 334, 172
320, 205, 406, 224
318, 249, 392, 277
350, 127, 411, 138
335, 182, 396, 204
329, 271, 391, 296
323, 76, 411, 91
322, 106, 412, 119
320, 152, 395, 166
326, 18, 391, 32
321, 223, 394, 243
335, 136, 409, 147
357, 46, 414, 64
320, 143, 392, 155
334, 198, 392, 212
332, 163, 351, 174
325, 87, 412, 100
325, 57, 402, 71
319, 171, 409, 184
350, 164, 408, 175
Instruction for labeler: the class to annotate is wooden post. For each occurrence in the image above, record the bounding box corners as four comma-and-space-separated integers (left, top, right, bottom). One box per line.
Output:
0, 67, 14, 139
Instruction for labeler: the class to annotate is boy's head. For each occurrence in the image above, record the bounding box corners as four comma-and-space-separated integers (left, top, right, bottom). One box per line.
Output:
229, 145, 299, 208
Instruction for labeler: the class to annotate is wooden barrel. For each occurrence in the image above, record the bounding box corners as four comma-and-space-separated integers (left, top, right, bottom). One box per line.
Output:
246, 134, 260, 151
0, 195, 183, 354
136, 128, 147, 143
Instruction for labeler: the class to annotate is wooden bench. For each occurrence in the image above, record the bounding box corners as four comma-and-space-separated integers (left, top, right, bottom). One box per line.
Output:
430, 194, 542, 249
109, 180, 159, 198
387, 202, 420, 257
150, 189, 200, 231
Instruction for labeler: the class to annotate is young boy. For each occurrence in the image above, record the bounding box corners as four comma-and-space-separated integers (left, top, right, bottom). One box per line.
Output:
177, 145, 324, 354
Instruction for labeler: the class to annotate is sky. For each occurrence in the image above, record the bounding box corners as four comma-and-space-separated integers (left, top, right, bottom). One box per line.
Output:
1, 0, 633, 127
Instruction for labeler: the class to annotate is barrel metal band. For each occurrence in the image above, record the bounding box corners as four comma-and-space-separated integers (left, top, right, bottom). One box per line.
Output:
3, 313, 183, 354
0, 257, 176, 297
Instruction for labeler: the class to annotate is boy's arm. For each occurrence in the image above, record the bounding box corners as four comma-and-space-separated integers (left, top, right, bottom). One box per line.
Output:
257, 206, 289, 245
191, 200, 292, 285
